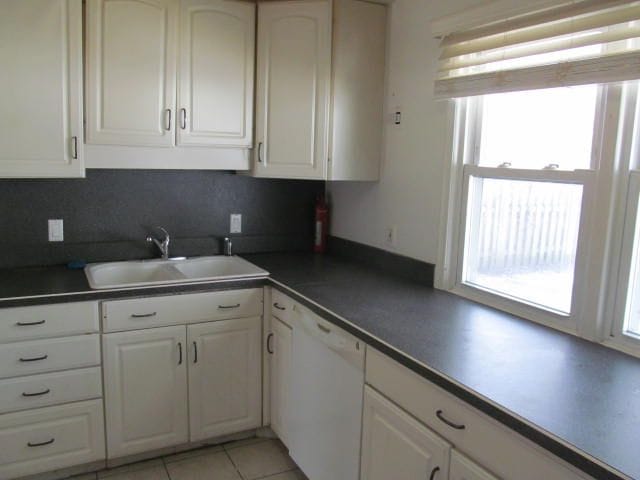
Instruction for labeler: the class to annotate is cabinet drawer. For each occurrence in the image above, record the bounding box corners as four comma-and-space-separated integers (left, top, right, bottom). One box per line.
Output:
0, 302, 98, 344
0, 335, 100, 379
0, 399, 105, 479
366, 349, 588, 480
271, 289, 294, 326
0, 367, 102, 414
102, 289, 263, 332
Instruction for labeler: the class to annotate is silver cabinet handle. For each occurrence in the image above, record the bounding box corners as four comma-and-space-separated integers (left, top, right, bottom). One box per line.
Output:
258, 142, 264, 162
273, 303, 286, 311
266, 333, 274, 354
193, 341, 198, 364
16, 320, 45, 326
218, 304, 240, 309
28, 438, 55, 447
180, 108, 187, 129
165, 109, 172, 131
131, 312, 157, 318
19, 354, 48, 362
71, 136, 78, 159
22, 388, 50, 397
429, 466, 440, 480
436, 410, 466, 430
178, 342, 183, 365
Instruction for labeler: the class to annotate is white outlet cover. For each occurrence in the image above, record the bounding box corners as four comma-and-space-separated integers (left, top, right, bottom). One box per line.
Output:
230, 214, 242, 234
48, 219, 64, 242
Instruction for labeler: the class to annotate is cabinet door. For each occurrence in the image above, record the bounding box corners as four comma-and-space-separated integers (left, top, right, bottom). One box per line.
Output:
103, 326, 188, 458
450, 451, 500, 480
361, 386, 451, 480
188, 317, 262, 441
0, 0, 84, 178
86, 0, 178, 147
270, 317, 292, 446
177, 0, 255, 147
254, 0, 331, 179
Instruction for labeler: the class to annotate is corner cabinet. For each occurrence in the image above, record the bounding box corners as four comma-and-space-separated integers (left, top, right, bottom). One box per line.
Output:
85, 0, 255, 169
0, 0, 84, 178
253, 0, 387, 180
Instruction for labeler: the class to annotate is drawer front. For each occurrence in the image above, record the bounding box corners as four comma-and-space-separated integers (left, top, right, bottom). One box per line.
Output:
271, 289, 294, 326
0, 335, 100, 379
0, 367, 102, 414
0, 302, 99, 344
366, 349, 589, 480
0, 399, 105, 479
102, 289, 263, 332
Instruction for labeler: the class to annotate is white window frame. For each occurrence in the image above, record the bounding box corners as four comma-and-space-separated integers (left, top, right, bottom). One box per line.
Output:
437, 84, 621, 335
602, 82, 640, 355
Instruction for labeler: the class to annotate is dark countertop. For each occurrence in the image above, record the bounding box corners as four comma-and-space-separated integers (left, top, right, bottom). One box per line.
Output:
0, 265, 267, 307
243, 253, 640, 480
1, 254, 639, 479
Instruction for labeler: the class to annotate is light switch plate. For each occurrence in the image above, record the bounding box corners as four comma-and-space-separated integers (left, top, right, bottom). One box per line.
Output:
48, 219, 64, 242
230, 214, 242, 234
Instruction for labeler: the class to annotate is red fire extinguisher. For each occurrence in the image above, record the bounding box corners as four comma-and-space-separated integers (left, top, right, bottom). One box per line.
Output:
314, 195, 329, 253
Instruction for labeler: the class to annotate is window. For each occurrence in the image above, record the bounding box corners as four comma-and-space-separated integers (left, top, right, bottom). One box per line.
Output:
434, 1, 640, 344
456, 85, 599, 321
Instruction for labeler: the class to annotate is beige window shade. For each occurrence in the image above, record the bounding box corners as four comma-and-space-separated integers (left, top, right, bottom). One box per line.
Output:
435, 0, 640, 99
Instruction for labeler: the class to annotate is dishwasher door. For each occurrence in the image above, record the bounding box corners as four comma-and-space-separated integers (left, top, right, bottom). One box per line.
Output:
289, 304, 365, 480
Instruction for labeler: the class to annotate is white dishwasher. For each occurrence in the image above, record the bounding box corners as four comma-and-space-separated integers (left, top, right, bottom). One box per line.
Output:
289, 303, 365, 480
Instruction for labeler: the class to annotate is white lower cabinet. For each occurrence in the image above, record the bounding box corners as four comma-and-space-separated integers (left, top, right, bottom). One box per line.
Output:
103, 313, 263, 458
103, 326, 189, 458
0, 399, 105, 479
450, 451, 500, 480
361, 386, 451, 480
365, 348, 590, 480
188, 317, 262, 441
269, 316, 293, 446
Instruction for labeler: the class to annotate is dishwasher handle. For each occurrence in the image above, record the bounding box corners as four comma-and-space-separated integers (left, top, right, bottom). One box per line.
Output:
295, 306, 357, 355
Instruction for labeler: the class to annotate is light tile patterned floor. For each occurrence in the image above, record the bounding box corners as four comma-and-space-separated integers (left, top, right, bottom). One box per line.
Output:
72, 439, 307, 480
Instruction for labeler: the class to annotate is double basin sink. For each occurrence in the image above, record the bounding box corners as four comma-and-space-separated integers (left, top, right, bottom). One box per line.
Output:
85, 256, 268, 289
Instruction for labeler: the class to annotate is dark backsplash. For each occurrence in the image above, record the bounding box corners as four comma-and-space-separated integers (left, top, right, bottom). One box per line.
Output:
0, 170, 324, 269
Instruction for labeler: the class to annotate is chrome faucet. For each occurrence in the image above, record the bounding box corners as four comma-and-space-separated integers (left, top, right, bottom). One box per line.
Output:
146, 226, 170, 260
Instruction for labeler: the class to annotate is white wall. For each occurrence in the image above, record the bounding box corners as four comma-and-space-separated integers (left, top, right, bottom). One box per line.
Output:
327, 0, 485, 264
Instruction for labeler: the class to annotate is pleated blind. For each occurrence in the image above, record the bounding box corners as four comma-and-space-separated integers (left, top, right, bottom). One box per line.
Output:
434, 0, 640, 99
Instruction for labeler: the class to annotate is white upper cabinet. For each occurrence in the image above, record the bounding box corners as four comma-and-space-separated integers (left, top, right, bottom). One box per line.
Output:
0, 0, 84, 178
178, 0, 255, 147
254, 0, 387, 181
85, 0, 255, 167
86, 0, 178, 147
254, 0, 332, 179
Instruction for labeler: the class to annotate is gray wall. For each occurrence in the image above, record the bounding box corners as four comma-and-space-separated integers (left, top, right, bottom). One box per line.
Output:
0, 170, 324, 269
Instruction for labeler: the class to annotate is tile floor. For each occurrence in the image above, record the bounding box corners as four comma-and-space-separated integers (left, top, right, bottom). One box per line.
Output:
71, 438, 307, 480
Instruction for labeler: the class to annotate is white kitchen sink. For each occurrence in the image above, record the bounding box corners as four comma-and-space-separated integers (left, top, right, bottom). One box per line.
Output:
84, 256, 268, 289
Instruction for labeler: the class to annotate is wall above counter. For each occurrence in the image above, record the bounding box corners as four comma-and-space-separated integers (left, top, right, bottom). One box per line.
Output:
0, 170, 324, 269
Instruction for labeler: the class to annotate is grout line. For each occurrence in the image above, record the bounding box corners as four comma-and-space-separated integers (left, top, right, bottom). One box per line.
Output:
223, 448, 247, 480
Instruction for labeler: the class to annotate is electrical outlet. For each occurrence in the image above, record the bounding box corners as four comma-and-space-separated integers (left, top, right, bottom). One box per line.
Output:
385, 225, 397, 247
230, 214, 242, 233
48, 219, 64, 242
